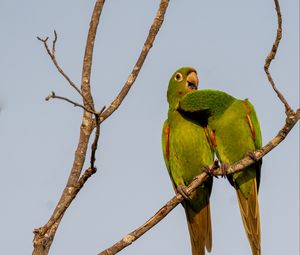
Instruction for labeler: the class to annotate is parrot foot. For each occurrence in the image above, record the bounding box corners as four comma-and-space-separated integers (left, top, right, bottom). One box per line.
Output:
220, 162, 230, 177
247, 151, 259, 162
177, 185, 190, 200
204, 160, 220, 177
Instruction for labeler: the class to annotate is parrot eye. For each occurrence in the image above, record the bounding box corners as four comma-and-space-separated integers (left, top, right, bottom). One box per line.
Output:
174, 73, 183, 82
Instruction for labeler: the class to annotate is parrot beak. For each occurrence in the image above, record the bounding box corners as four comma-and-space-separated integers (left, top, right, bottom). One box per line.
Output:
186, 71, 199, 90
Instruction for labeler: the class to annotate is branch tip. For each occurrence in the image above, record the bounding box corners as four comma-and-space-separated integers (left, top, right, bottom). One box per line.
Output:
37, 36, 49, 43
45, 91, 55, 101
52, 30, 58, 53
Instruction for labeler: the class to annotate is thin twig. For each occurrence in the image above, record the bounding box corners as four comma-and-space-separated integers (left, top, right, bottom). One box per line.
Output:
90, 106, 106, 170
264, 0, 293, 115
37, 32, 85, 101
98, 109, 300, 255
52, 30, 57, 54
100, 0, 170, 123
45, 91, 96, 114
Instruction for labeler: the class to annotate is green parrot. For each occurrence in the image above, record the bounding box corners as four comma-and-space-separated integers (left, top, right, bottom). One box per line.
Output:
180, 85, 262, 255
162, 67, 214, 255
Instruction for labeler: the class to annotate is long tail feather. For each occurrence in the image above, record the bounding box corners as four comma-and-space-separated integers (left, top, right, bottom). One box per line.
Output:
236, 179, 261, 255
185, 204, 212, 255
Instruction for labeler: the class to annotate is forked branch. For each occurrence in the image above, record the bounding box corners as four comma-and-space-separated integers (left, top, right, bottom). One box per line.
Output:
37, 32, 84, 99
33, 0, 170, 254
33, 1, 107, 254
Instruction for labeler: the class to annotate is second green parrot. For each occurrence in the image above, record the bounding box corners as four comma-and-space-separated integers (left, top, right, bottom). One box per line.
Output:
162, 67, 214, 255
180, 82, 262, 255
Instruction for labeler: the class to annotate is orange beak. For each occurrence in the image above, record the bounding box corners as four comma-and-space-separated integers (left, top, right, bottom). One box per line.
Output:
186, 71, 199, 90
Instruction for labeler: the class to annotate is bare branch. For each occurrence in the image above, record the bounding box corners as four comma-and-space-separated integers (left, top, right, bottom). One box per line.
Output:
100, 0, 170, 123
45, 91, 96, 114
37, 31, 84, 100
81, 0, 106, 110
33, 2, 107, 254
264, 0, 293, 115
34, 0, 169, 251
98, 109, 300, 255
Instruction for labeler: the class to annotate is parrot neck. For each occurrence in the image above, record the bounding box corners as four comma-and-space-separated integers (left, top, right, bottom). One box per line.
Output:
167, 92, 181, 111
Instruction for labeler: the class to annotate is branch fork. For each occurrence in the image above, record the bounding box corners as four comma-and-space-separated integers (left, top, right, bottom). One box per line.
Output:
33, 1, 169, 254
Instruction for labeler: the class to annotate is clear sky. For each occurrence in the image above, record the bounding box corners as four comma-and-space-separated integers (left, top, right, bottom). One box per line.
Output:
0, 1, 299, 254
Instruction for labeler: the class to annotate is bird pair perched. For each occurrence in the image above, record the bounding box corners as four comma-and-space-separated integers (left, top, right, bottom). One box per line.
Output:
162, 67, 262, 255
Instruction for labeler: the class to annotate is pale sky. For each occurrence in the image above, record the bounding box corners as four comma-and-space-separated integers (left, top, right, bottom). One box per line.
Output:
0, 1, 299, 255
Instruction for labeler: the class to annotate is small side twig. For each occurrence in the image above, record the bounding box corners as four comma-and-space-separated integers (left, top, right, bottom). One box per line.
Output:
37, 32, 86, 104
264, 0, 293, 115
90, 106, 106, 170
45, 91, 96, 114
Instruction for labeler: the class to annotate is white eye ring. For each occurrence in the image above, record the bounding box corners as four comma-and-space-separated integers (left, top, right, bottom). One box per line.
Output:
174, 72, 183, 82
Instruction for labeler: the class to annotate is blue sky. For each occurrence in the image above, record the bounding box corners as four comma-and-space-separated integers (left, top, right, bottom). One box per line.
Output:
0, 1, 299, 254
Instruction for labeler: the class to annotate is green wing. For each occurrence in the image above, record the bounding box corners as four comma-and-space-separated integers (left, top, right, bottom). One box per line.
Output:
180, 89, 235, 116
161, 119, 175, 189
210, 98, 262, 255
162, 112, 213, 255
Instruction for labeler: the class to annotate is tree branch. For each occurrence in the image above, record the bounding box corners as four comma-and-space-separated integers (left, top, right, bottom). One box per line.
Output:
98, 108, 300, 255
264, 0, 293, 115
32, 0, 169, 254
81, 0, 105, 110
100, 0, 170, 123
32, 1, 106, 254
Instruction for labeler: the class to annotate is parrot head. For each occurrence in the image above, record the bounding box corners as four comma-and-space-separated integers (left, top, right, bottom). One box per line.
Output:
167, 67, 199, 110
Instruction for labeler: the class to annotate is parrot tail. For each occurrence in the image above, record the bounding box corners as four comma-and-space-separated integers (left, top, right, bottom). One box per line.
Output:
185, 203, 212, 255
236, 179, 261, 255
